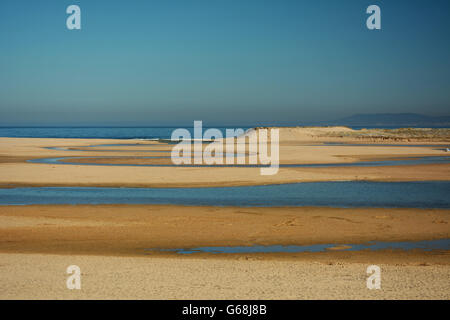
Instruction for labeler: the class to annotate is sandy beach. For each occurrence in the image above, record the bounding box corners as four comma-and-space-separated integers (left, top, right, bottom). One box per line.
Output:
0, 127, 449, 299
2, 0, 450, 304
0, 204, 449, 299
0, 127, 449, 188
2, 253, 449, 300
0, 205, 449, 257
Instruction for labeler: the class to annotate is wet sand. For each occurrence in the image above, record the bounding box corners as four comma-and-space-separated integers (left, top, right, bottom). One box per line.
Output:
0, 205, 449, 258
1, 204, 449, 299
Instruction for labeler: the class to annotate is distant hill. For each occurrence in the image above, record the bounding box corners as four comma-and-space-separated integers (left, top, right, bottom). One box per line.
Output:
329, 113, 450, 127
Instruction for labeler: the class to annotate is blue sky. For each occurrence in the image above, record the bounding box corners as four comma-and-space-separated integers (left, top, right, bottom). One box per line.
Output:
0, 0, 449, 126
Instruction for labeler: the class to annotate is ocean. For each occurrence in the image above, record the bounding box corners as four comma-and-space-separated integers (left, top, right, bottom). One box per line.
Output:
0, 125, 447, 139
0, 127, 251, 139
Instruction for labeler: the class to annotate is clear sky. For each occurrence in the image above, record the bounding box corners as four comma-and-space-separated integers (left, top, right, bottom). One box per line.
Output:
0, 0, 449, 126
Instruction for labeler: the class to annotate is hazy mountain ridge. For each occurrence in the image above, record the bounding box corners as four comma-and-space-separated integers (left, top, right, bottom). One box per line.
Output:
330, 113, 450, 127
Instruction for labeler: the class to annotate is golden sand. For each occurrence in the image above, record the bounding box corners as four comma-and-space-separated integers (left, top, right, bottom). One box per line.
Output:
1, 253, 449, 299
0, 127, 449, 299
0, 126, 449, 188
0, 205, 449, 259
